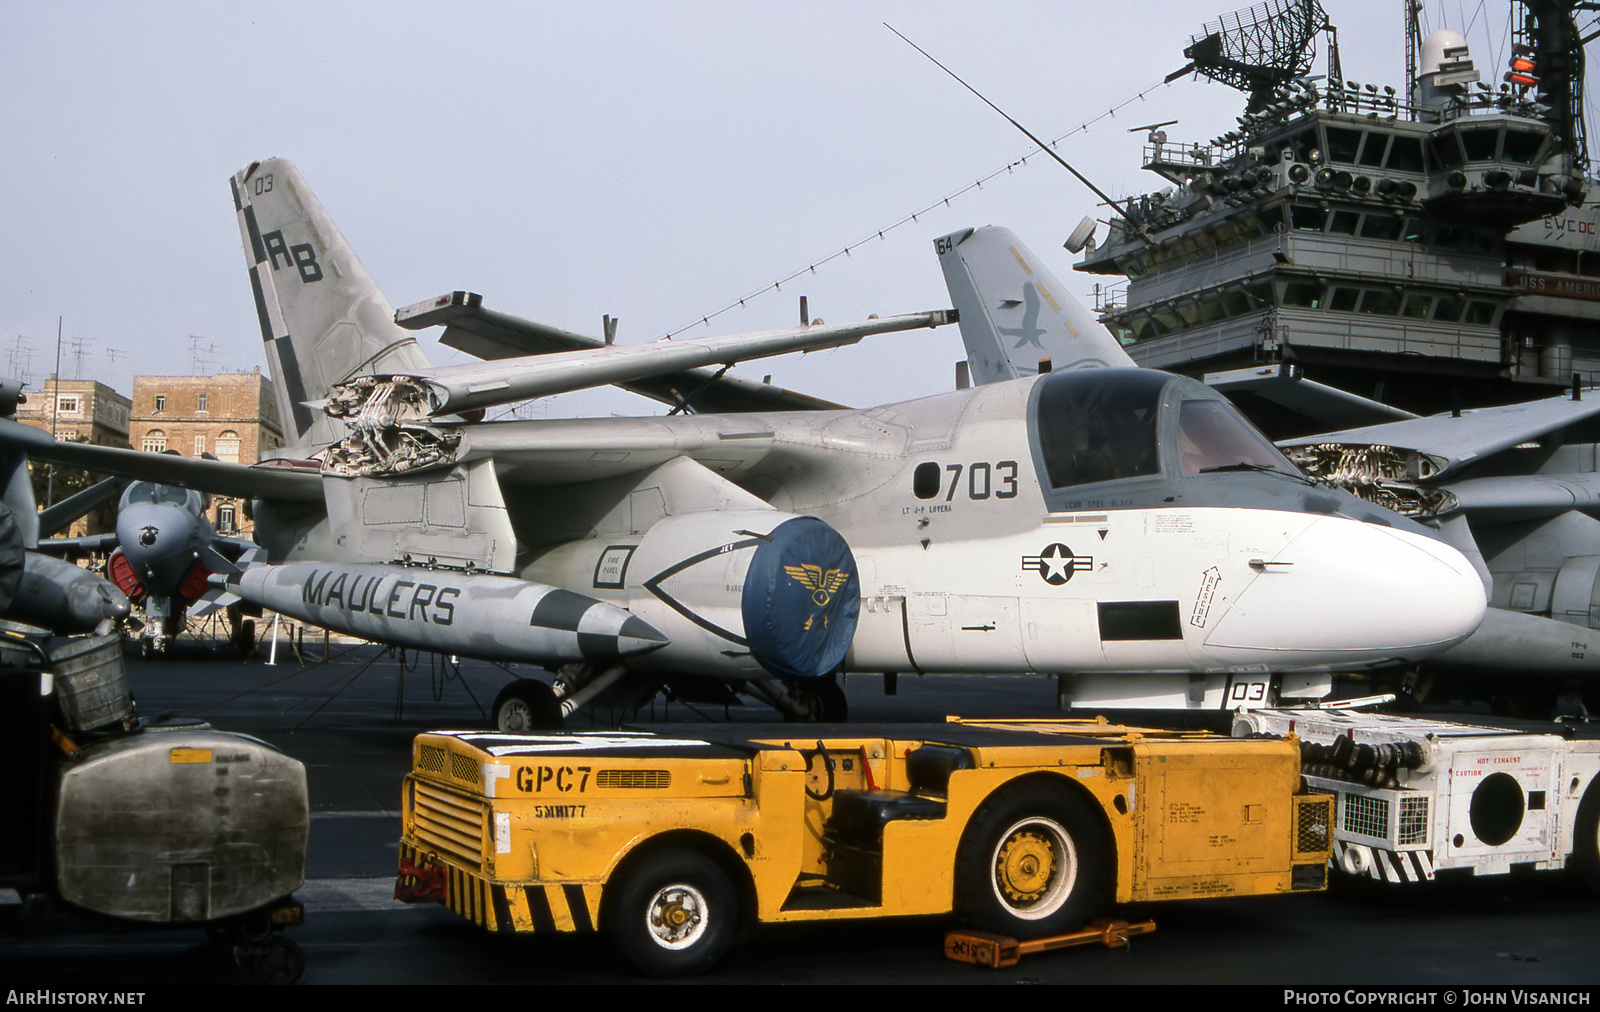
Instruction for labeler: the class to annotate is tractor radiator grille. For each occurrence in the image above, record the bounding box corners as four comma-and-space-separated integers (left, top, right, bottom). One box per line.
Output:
410, 780, 486, 870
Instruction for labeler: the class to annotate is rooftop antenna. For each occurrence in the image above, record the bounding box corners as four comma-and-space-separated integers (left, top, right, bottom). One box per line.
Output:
886, 24, 1136, 221
189, 336, 222, 375
8, 336, 33, 387
68, 336, 93, 380
47, 316, 62, 507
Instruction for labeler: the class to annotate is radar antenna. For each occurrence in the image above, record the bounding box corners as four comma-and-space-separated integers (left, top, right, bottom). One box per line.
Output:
1168, 0, 1332, 112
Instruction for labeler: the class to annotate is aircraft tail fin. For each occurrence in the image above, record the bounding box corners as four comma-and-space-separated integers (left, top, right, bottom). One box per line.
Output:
936, 226, 1134, 383
232, 158, 433, 450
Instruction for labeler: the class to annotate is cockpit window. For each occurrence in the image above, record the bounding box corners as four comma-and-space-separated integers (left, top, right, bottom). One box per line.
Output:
1178, 399, 1301, 476
124, 483, 194, 507
1035, 370, 1165, 488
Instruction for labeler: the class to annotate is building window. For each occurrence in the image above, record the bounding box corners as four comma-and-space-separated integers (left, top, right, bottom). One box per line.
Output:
197, 393, 208, 413
194, 434, 206, 454
142, 429, 167, 453
154, 395, 166, 413
216, 501, 237, 535
216, 431, 241, 463
56, 396, 79, 414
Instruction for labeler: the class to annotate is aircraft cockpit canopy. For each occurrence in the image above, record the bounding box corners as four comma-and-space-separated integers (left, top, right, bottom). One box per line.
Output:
1035, 369, 1165, 488
121, 482, 206, 512
1032, 369, 1300, 494
1177, 399, 1299, 477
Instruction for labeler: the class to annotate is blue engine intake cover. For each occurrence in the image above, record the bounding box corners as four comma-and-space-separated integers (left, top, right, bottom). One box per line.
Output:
741, 517, 859, 680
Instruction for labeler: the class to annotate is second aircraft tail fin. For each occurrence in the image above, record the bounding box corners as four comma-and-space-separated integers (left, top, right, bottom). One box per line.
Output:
231, 158, 434, 450
936, 225, 1134, 383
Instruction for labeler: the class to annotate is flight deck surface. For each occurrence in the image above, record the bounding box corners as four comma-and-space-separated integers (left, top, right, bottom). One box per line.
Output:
2, 644, 1596, 987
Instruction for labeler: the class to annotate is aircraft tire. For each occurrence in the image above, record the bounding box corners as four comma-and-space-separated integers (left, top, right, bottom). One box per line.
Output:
491, 679, 563, 732
955, 779, 1111, 937
1575, 778, 1600, 898
606, 848, 738, 977
235, 619, 256, 656
783, 677, 847, 722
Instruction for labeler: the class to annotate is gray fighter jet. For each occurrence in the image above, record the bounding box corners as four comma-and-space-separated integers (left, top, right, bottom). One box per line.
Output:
39, 478, 260, 656
947, 224, 1600, 714
0, 162, 1489, 726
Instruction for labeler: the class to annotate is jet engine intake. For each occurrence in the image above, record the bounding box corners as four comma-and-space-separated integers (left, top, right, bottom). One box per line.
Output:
620, 511, 860, 681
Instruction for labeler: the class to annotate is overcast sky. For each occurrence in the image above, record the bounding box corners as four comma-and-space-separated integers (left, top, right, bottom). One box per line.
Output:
2, 1, 1526, 418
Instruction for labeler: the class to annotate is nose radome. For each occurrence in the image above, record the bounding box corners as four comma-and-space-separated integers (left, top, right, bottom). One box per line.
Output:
1204, 515, 1487, 660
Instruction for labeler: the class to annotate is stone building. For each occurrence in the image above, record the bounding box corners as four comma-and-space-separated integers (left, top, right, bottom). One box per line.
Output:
13, 377, 132, 448
13, 378, 133, 533
129, 368, 284, 536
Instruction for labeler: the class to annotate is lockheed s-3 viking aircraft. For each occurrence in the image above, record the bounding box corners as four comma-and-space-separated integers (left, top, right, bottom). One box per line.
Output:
954, 223, 1600, 715
0, 161, 1487, 728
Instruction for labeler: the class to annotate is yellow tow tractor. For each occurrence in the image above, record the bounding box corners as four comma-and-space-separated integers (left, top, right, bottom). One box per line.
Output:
396, 718, 1333, 975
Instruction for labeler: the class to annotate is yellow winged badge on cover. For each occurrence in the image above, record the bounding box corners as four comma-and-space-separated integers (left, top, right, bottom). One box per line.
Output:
785, 564, 850, 608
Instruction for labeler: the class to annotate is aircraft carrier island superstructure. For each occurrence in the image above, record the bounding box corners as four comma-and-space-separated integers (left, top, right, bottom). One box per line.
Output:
1075, 0, 1599, 426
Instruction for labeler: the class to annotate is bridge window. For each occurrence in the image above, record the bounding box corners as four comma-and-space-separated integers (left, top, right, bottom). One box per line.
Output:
1282, 282, 1328, 309
1502, 131, 1544, 165
1386, 137, 1425, 172
1357, 133, 1389, 167
1359, 290, 1402, 315
1461, 128, 1499, 161
1360, 216, 1404, 241
1324, 127, 1361, 163
1402, 294, 1434, 319
1429, 133, 1465, 168
1291, 205, 1328, 232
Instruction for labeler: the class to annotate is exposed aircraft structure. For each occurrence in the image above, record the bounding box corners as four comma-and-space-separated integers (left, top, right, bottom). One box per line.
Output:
0, 161, 1489, 726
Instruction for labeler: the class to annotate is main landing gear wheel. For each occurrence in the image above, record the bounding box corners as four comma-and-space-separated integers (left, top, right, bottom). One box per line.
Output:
492, 679, 563, 732
955, 781, 1111, 936
233, 617, 256, 656
607, 848, 738, 977
784, 677, 847, 722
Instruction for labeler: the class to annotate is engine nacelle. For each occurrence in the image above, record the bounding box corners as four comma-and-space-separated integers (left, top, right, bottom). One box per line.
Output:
608, 510, 860, 681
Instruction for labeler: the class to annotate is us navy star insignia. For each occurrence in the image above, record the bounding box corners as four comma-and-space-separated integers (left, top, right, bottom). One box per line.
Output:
1021, 543, 1093, 586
